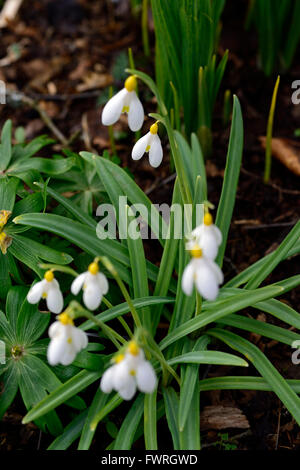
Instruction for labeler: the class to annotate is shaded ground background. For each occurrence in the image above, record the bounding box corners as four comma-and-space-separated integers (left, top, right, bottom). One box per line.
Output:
0, 0, 299, 450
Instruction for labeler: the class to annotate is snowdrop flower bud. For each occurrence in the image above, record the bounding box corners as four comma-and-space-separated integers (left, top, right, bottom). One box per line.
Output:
71, 261, 109, 311
131, 121, 163, 168
181, 243, 223, 301
47, 312, 88, 366
100, 340, 157, 401
27, 270, 63, 314
189, 212, 222, 260
101, 75, 144, 131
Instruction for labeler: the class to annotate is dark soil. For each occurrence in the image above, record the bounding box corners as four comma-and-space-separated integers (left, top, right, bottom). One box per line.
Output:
0, 0, 299, 451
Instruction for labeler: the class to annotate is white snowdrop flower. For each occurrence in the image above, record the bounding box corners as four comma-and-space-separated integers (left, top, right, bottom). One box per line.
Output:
101, 75, 144, 131
47, 312, 88, 366
188, 213, 222, 260
131, 121, 163, 168
27, 270, 63, 314
181, 244, 223, 301
100, 341, 157, 401
71, 261, 109, 311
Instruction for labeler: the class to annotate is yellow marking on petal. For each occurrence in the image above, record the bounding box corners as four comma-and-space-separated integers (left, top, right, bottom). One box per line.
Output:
42, 292, 48, 299
88, 262, 99, 275
145, 145, 151, 152
130, 369, 136, 376
128, 341, 139, 356
58, 312, 74, 326
114, 353, 125, 364
122, 105, 129, 113
150, 122, 158, 134
83, 283, 87, 290
44, 270, 54, 282
190, 244, 202, 258
204, 213, 213, 226
67, 337, 72, 344
124, 75, 137, 92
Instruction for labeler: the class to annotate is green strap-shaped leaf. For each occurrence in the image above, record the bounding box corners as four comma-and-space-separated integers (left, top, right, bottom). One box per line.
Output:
80, 296, 175, 331
114, 394, 144, 450
160, 284, 282, 350
207, 328, 300, 426
48, 410, 89, 450
22, 369, 102, 424
0, 120, 12, 171
144, 388, 158, 450
167, 350, 248, 367
215, 95, 243, 267
78, 389, 108, 450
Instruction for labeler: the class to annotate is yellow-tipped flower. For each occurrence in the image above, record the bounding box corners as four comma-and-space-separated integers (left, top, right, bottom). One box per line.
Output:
181, 241, 223, 301
100, 342, 157, 401
188, 212, 222, 260
27, 270, 63, 314
101, 75, 144, 131
71, 261, 109, 311
47, 313, 88, 366
131, 121, 163, 168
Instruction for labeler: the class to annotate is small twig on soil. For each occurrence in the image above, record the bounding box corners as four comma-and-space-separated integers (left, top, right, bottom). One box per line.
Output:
6, 90, 69, 146
145, 172, 176, 195
243, 221, 298, 230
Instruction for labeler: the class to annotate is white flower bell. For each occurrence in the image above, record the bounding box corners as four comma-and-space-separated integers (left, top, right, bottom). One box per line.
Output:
182, 244, 223, 301
188, 213, 222, 260
100, 341, 157, 400
131, 121, 163, 168
101, 75, 144, 131
71, 261, 109, 311
27, 270, 63, 314
47, 312, 88, 366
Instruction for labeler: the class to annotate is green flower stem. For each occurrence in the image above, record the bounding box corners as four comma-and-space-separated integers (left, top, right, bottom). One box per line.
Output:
142, 0, 150, 58
38, 263, 78, 277
68, 301, 126, 349
143, 332, 181, 387
102, 296, 133, 339
99, 256, 143, 331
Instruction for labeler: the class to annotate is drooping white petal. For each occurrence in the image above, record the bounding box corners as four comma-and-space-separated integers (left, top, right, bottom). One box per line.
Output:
47, 336, 67, 366
118, 375, 137, 401
100, 366, 116, 394
72, 326, 88, 351
47, 284, 64, 314
127, 92, 144, 131
206, 258, 224, 285
136, 361, 157, 393
27, 280, 45, 304
101, 88, 127, 126
194, 259, 219, 301
181, 261, 196, 296
83, 281, 102, 311
212, 224, 222, 244
71, 272, 87, 295
112, 360, 130, 391
148, 134, 163, 168
131, 133, 149, 161
199, 227, 219, 260
60, 345, 77, 366
48, 320, 63, 339
96, 272, 109, 295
